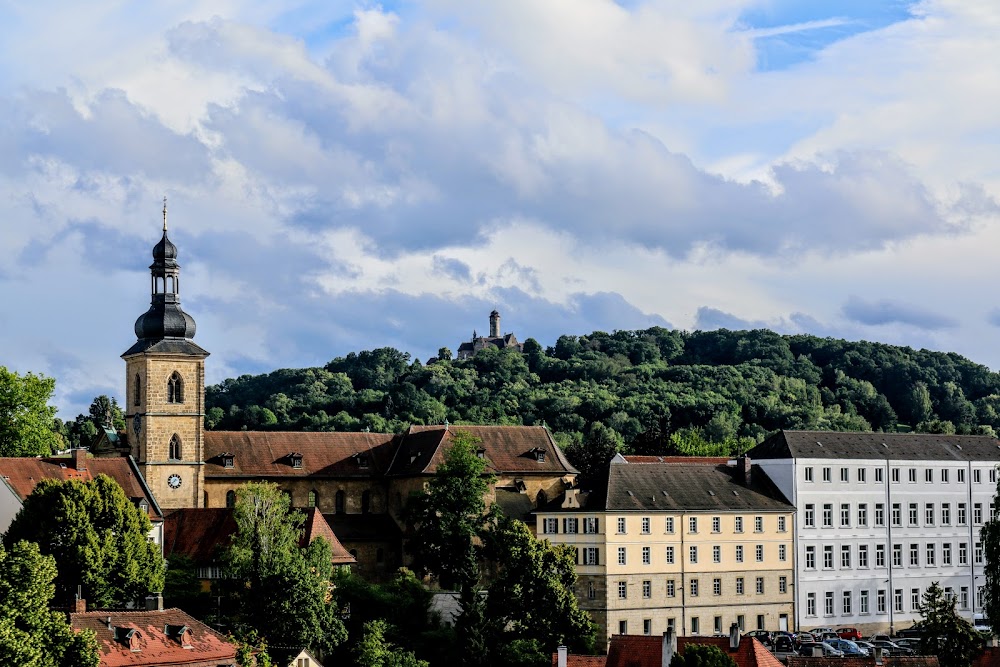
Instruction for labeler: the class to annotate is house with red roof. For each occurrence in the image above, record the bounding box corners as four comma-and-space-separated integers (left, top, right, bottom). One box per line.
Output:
605, 628, 783, 667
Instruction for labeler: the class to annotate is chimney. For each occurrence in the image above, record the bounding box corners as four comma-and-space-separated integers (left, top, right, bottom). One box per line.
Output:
72, 448, 87, 471
145, 593, 164, 611
729, 623, 740, 650
557, 645, 568, 667
662, 628, 677, 667
738, 455, 751, 486
73, 585, 86, 613
105, 616, 112, 630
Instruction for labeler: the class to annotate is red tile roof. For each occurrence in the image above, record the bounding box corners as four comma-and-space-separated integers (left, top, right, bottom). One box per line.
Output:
622, 456, 730, 464
973, 647, 1000, 667
69, 608, 237, 666
606, 635, 783, 667
388, 425, 578, 476
204, 431, 396, 478
0, 453, 162, 521
163, 507, 355, 566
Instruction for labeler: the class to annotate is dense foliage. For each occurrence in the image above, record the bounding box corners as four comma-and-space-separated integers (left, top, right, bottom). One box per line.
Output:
3, 474, 164, 608
0, 366, 62, 456
917, 582, 983, 667
202, 329, 1000, 461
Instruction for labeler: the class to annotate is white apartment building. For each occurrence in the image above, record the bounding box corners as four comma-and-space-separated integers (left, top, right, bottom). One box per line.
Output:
749, 431, 1000, 635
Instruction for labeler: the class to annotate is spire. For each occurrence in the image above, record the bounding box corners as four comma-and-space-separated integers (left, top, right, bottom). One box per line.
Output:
132, 204, 195, 341
162, 196, 167, 232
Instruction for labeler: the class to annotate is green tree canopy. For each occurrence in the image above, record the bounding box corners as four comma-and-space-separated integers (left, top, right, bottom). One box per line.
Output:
3, 474, 164, 608
669, 644, 737, 667
0, 366, 61, 456
918, 581, 983, 667
0, 540, 99, 667
355, 619, 429, 667
221, 482, 347, 658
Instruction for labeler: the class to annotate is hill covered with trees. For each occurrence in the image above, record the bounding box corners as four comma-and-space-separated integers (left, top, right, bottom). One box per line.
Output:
202, 328, 1000, 471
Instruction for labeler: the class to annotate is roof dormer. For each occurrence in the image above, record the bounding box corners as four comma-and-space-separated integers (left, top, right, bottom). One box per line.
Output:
287, 452, 303, 469
354, 453, 370, 469
165, 624, 192, 648
220, 452, 235, 468
113, 626, 140, 652
528, 447, 546, 463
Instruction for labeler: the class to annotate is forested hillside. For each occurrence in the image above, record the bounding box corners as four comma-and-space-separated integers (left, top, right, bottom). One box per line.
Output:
203, 328, 1000, 474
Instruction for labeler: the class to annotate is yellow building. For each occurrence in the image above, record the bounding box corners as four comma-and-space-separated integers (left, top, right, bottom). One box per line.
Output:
536, 455, 796, 650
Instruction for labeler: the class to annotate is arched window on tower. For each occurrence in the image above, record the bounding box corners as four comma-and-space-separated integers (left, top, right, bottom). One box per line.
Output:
169, 434, 182, 461
308, 490, 318, 508
226, 490, 236, 508
167, 372, 183, 403
133, 374, 141, 406
362, 490, 371, 514
335, 490, 346, 514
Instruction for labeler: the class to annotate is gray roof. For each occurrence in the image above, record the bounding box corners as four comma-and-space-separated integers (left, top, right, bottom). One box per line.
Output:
583, 461, 792, 512
749, 430, 1000, 462
122, 338, 210, 357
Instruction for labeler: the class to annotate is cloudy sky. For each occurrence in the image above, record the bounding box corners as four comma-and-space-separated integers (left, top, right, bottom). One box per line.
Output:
2, 0, 999, 418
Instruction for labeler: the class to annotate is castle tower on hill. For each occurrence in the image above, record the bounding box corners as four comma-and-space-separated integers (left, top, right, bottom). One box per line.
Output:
456, 309, 524, 360
121, 201, 208, 509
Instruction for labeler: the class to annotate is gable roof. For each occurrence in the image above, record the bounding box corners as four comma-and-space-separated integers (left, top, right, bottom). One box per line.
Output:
204, 431, 397, 479
749, 430, 1000, 462
69, 608, 236, 667
163, 507, 355, 566
606, 635, 783, 667
387, 425, 577, 476
0, 453, 162, 522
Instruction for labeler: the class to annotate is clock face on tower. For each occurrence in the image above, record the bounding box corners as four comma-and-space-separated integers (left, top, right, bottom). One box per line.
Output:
167, 474, 182, 489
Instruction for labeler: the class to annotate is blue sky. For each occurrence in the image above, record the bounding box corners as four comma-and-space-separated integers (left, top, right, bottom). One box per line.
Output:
2, 0, 1000, 418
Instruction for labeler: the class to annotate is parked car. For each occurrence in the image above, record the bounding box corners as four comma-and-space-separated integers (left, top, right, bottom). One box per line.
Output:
974, 616, 993, 634
896, 625, 925, 639
837, 627, 862, 640
827, 639, 869, 656
869, 634, 892, 643
772, 636, 798, 655
794, 632, 818, 645
855, 641, 876, 653
745, 630, 774, 646
893, 638, 922, 652
798, 641, 845, 657
811, 627, 836, 636
819, 632, 840, 643
869, 639, 915, 656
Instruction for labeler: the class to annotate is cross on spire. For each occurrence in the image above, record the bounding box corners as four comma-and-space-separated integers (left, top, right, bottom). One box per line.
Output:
162, 196, 168, 231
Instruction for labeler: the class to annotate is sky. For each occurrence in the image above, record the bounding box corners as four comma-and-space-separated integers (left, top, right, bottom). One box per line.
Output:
2, 0, 1000, 418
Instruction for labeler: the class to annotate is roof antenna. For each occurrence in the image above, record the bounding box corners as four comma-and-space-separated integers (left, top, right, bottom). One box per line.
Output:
162, 196, 168, 232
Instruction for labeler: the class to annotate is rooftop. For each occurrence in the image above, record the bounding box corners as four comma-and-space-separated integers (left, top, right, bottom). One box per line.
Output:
749, 430, 1000, 462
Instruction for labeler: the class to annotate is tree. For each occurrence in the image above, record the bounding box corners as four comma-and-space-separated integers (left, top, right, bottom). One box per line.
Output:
918, 582, 983, 667
981, 477, 1000, 632
405, 431, 492, 590
0, 366, 61, 456
669, 644, 737, 667
437, 347, 453, 362
221, 482, 346, 658
564, 422, 623, 487
3, 474, 164, 607
0, 540, 99, 667
88, 395, 125, 432
355, 619, 429, 667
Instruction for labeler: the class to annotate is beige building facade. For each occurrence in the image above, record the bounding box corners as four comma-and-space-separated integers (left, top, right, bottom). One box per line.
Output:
536, 455, 796, 650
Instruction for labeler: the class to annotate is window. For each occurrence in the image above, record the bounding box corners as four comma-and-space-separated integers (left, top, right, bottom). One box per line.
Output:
974, 469, 982, 483
975, 503, 984, 524
642, 517, 650, 534
133, 374, 141, 406
807, 592, 817, 616
779, 544, 787, 561
858, 503, 868, 527
825, 591, 834, 615
841, 545, 851, 568
823, 467, 832, 482
960, 542, 969, 565
859, 544, 868, 568
543, 518, 558, 534
926, 543, 936, 566
664, 517, 674, 533
619, 620, 627, 635
307, 490, 318, 508
168, 434, 181, 461
714, 616, 723, 634
643, 580, 652, 598
926, 503, 935, 526
735, 516, 744, 533
736, 577, 745, 594
909, 543, 919, 566
823, 503, 833, 527
713, 578, 721, 595
843, 590, 852, 614
860, 590, 869, 614
564, 518, 579, 534
959, 468, 966, 483
944, 469, 951, 483
756, 544, 764, 562
617, 517, 627, 534
943, 543, 952, 565
666, 579, 676, 597
805, 504, 815, 528
756, 577, 764, 594
976, 542, 984, 564
805, 466, 814, 482
805, 546, 816, 569
876, 544, 885, 567
689, 516, 698, 533
961, 587, 969, 610
167, 371, 183, 403
691, 617, 699, 635
755, 516, 763, 532
841, 503, 850, 527
335, 490, 345, 514
926, 469, 934, 483
690, 579, 699, 597
225, 490, 236, 508
942, 503, 951, 525
959, 503, 968, 525
713, 545, 721, 563
618, 581, 627, 599
875, 503, 885, 527
642, 546, 651, 565
736, 545, 744, 563
893, 544, 902, 567
583, 548, 600, 565
878, 590, 886, 614
875, 467, 884, 483
892, 467, 900, 483
841, 467, 849, 482
895, 589, 904, 613
644, 619, 653, 635
892, 503, 901, 526
689, 545, 698, 564
778, 516, 787, 532
992, 468, 998, 484
779, 576, 787, 593
911, 588, 920, 609
712, 516, 721, 533
665, 546, 675, 564
858, 467, 867, 483
909, 503, 918, 526
823, 545, 833, 569
618, 547, 627, 565
909, 468, 917, 482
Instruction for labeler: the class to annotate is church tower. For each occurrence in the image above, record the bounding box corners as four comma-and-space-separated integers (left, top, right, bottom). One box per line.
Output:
122, 200, 208, 509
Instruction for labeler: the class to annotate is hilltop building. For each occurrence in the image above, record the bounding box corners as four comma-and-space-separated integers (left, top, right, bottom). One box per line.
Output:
456, 309, 524, 359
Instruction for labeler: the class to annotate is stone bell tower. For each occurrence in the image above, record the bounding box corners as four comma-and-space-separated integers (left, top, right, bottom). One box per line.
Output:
122, 200, 208, 509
